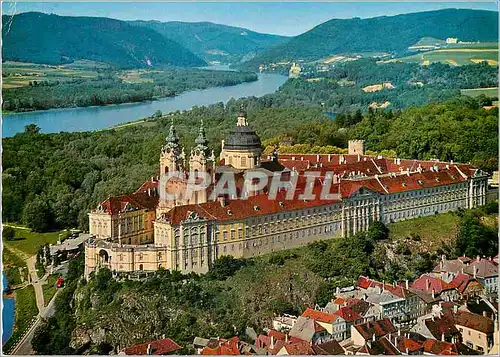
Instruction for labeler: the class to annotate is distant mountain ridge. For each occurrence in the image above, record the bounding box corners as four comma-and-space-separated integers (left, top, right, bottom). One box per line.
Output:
2, 12, 205, 68
242, 9, 498, 68
129, 20, 289, 64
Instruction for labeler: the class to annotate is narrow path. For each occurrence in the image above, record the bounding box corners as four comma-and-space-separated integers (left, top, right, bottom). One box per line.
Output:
26, 255, 45, 314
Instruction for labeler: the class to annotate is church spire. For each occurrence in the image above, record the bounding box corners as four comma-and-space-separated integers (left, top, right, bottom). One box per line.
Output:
165, 118, 179, 148
237, 104, 248, 127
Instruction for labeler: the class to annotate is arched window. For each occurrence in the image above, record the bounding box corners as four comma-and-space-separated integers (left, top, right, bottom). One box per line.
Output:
165, 166, 169, 174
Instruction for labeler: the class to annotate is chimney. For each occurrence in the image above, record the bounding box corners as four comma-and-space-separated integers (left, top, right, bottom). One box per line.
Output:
442, 254, 446, 262
285, 334, 289, 343
483, 311, 487, 317
270, 335, 275, 349
426, 279, 431, 292
453, 305, 458, 314
405, 280, 409, 289
441, 333, 445, 342
147, 344, 152, 355
405, 348, 409, 355
473, 267, 477, 279
432, 289, 435, 299
398, 329, 401, 337
372, 333, 376, 342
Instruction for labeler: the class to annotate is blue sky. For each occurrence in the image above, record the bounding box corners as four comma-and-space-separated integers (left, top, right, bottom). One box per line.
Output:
2, 2, 498, 36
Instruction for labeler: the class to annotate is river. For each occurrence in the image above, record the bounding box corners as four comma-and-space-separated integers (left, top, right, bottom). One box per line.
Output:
2, 273, 15, 344
2, 68, 287, 138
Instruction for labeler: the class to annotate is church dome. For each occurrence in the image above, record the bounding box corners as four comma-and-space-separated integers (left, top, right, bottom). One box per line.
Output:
223, 105, 261, 151
224, 125, 262, 150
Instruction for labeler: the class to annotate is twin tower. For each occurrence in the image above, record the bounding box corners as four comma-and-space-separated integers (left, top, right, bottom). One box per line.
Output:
158, 106, 263, 212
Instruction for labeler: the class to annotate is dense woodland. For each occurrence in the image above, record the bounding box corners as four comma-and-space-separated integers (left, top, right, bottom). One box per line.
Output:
2, 12, 204, 67
2, 69, 257, 112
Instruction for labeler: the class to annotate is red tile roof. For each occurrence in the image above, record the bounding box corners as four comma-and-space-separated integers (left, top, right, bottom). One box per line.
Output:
335, 307, 362, 322
281, 340, 315, 355
454, 310, 494, 334
162, 189, 341, 225
353, 318, 396, 340
122, 337, 182, 355
411, 274, 453, 294
422, 339, 458, 355
302, 308, 339, 323
97, 192, 158, 215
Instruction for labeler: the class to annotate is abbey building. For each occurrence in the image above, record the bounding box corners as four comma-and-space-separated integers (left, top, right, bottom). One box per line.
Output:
85, 108, 491, 279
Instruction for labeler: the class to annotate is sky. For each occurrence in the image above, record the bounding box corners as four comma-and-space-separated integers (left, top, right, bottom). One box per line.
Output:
2, 1, 498, 36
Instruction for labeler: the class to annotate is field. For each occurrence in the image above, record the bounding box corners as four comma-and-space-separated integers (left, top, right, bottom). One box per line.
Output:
460, 87, 498, 98
3, 225, 67, 256
2, 60, 107, 89
387, 48, 498, 66
388, 212, 460, 253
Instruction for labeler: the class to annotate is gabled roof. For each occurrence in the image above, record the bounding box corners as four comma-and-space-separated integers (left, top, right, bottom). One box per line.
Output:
302, 308, 339, 323
422, 339, 458, 355
289, 316, 326, 342
312, 339, 345, 355
424, 310, 460, 339
465, 258, 498, 278
359, 336, 401, 355
411, 274, 453, 294
97, 191, 158, 215
281, 340, 315, 355
453, 310, 494, 334
334, 307, 362, 322
122, 337, 182, 355
353, 318, 396, 340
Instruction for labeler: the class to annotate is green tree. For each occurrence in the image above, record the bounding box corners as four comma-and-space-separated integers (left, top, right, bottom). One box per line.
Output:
3, 226, 16, 240
22, 196, 52, 232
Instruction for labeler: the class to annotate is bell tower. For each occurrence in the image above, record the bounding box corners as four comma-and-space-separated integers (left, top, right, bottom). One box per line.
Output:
189, 120, 215, 204
160, 119, 184, 175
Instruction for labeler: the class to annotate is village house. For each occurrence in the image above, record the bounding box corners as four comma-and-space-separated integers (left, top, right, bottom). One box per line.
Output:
464, 257, 498, 294
288, 316, 331, 345
454, 309, 495, 353
302, 308, 347, 341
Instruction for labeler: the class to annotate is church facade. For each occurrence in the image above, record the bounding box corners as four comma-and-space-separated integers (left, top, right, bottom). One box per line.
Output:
84, 109, 490, 279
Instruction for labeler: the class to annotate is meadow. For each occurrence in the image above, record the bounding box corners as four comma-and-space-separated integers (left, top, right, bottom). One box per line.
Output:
387, 48, 498, 66
460, 87, 498, 98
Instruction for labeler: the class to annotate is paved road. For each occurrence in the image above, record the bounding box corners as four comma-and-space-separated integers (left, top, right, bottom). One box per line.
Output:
10, 289, 61, 355
6, 247, 50, 355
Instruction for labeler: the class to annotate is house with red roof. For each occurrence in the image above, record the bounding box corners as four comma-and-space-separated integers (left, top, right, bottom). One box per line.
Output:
302, 308, 346, 341
351, 318, 396, 347
411, 274, 460, 302
288, 316, 331, 345
454, 310, 495, 353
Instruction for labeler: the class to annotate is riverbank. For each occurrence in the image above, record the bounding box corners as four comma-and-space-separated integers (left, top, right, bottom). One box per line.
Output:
3, 72, 287, 137
2, 67, 258, 114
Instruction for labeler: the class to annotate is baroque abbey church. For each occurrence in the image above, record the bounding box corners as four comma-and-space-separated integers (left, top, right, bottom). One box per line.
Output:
85, 108, 490, 278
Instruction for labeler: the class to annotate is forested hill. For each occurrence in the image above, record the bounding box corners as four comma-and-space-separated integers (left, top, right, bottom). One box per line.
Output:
129, 20, 289, 64
243, 9, 498, 67
2, 12, 205, 68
